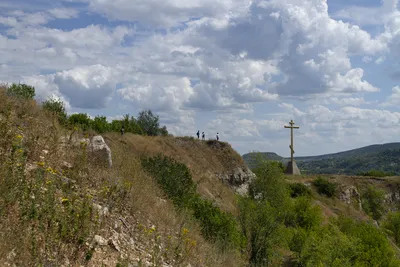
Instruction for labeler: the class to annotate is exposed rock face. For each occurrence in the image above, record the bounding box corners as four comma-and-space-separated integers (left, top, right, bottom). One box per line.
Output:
339, 185, 362, 210
385, 190, 400, 211
88, 136, 112, 168
217, 167, 256, 196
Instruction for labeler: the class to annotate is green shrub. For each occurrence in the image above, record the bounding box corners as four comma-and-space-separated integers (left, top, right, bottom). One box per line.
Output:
336, 216, 399, 266
249, 160, 290, 209
312, 177, 337, 197
141, 155, 243, 248
238, 196, 289, 266
361, 185, 386, 220
7, 83, 35, 100
68, 113, 92, 131
140, 155, 196, 207
286, 196, 322, 230
91, 115, 110, 134
42, 97, 67, 125
383, 211, 400, 245
289, 183, 312, 198
191, 196, 243, 248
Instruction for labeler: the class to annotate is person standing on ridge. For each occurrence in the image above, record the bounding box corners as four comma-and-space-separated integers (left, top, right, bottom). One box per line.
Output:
197, 130, 200, 139
202, 132, 205, 140
216, 133, 219, 141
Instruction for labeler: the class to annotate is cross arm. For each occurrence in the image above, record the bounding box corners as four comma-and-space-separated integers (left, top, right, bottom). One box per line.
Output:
284, 126, 300, 129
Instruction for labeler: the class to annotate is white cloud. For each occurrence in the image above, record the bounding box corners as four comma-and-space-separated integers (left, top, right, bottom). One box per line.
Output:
382, 86, 400, 106
334, 0, 398, 26
86, 0, 249, 27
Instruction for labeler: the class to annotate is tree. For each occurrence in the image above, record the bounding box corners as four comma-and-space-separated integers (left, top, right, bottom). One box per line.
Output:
91, 116, 110, 133
137, 110, 160, 136
361, 185, 385, 220
7, 83, 35, 100
42, 97, 67, 125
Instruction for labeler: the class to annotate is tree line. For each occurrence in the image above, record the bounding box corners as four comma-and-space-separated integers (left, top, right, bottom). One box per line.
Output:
5, 83, 169, 136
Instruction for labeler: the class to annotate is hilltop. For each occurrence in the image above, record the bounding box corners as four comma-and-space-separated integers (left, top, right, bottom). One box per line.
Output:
243, 143, 400, 175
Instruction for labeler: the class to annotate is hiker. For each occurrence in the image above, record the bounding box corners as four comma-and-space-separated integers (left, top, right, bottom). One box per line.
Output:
202, 132, 205, 140
216, 133, 219, 141
121, 125, 125, 136
196, 130, 200, 139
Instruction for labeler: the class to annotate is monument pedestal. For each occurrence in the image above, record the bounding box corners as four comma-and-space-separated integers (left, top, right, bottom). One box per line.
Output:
285, 161, 301, 175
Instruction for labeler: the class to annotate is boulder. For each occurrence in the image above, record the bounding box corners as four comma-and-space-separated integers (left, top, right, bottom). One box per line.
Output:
88, 136, 112, 168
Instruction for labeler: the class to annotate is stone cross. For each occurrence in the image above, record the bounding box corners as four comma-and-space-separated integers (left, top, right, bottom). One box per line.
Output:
284, 119, 299, 165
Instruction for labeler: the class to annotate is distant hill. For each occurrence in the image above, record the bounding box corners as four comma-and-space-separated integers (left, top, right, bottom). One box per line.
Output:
243, 143, 400, 175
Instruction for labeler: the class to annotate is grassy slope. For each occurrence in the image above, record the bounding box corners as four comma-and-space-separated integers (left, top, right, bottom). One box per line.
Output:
105, 133, 246, 214
0, 88, 245, 266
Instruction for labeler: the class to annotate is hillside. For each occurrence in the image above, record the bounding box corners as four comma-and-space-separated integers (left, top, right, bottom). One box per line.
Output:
2, 84, 400, 267
243, 143, 400, 175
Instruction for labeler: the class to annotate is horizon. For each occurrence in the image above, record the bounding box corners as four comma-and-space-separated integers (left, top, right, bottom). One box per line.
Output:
243, 141, 400, 158
1, 0, 400, 157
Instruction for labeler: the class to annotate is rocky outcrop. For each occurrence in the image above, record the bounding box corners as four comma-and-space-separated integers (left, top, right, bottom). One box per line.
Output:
385, 190, 400, 211
60, 135, 112, 168
339, 185, 362, 210
217, 167, 256, 196
88, 136, 113, 168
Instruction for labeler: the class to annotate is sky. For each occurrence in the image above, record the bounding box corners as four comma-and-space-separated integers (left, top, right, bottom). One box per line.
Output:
1, 0, 400, 157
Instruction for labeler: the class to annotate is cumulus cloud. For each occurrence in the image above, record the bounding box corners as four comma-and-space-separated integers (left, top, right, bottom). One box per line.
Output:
86, 0, 249, 27
53, 64, 117, 109
382, 86, 400, 106
3, 0, 400, 155
334, 0, 398, 25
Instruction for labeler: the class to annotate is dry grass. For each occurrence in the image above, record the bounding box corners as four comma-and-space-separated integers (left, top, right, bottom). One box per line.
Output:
104, 133, 246, 214
0, 87, 245, 266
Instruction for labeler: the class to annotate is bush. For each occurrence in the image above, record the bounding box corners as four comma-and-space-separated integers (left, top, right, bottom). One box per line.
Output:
141, 155, 243, 248
289, 183, 312, 198
68, 113, 92, 131
312, 177, 337, 197
249, 160, 289, 209
42, 97, 67, 125
191, 196, 243, 248
238, 197, 289, 266
286, 196, 322, 230
361, 186, 386, 220
140, 155, 196, 207
383, 211, 400, 245
336, 216, 399, 266
7, 83, 35, 100
91, 116, 110, 134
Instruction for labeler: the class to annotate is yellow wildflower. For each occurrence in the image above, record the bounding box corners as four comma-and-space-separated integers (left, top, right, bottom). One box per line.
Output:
37, 162, 45, 167
61, 198, 69, 204
182, 228, 189, 235
15, 134, 23, 140
46, 180, 53, 185
46, 167, 57, 174
17, 148, 23, 153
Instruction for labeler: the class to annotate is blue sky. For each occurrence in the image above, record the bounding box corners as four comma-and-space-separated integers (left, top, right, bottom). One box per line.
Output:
1, 0, 400, 157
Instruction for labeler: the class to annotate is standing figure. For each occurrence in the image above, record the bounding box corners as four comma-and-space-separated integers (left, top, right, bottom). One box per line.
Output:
121, 125, 125, 136
216, 133, 219, 141
202, 132, 205, 140
196, 130, 200, 139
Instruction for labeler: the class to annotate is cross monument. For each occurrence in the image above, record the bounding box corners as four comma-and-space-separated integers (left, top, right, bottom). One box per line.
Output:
284, 120, 301, 175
